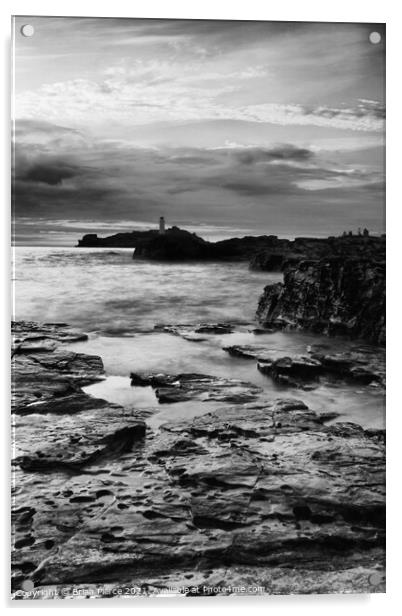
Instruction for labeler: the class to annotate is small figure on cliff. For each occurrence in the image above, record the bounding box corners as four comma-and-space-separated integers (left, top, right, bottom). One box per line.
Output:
159, 216, 166, 235
363, 228, 369, 237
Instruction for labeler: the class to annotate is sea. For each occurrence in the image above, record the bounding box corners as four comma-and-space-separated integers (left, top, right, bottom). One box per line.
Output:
12, 246, 385, 430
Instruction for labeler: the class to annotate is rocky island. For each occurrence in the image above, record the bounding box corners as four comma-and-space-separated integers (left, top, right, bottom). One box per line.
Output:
77, 226, 385, 269
77, 225, 287, 260
77, 229, 159, 248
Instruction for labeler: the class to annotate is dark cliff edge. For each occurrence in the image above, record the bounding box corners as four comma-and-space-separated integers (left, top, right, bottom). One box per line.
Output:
256, 257, 385, 345
250, 235, 385, 271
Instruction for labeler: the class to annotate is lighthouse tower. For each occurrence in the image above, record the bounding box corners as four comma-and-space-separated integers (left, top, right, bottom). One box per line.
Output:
159, 216, 166, 235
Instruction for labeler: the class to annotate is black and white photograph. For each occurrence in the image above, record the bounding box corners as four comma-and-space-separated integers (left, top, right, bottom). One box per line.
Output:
11, 15, 385, 599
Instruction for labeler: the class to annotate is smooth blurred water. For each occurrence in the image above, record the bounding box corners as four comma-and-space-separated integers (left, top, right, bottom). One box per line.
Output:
77, 331, 384, 430
12, 247, 277, 333
12, 246, 385, 430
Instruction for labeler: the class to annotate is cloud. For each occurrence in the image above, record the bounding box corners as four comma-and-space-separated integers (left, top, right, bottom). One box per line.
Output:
10, 118, 384, 247
220, 181, 298, 197
12, 122, 383, 214
12, 18, 385, 242
18, 160, 80, 185
301, 100, 385, 122
16, 73, 385, 131
14, 17, 385, 135
232, 145, 314, 165
13, 119, 83, 139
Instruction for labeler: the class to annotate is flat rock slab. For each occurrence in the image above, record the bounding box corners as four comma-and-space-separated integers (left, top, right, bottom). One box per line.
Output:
153, 321, 251, 342
130, 372, 263, 404
12, 321, 105, 412
223, 344, 273, 360
13, 398, 384, 594
13, 402, 145, 471
161, 398, 320, 438
12, 321, 88, 347
11, 321, 146, 590
310, 349, 385, 387
223, 344, 385, 389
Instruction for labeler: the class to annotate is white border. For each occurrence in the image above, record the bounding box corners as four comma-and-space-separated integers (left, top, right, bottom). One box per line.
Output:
1, 1, 400, 613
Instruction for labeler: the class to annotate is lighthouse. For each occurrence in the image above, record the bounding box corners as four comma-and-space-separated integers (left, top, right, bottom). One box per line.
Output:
159, 216, 166, 235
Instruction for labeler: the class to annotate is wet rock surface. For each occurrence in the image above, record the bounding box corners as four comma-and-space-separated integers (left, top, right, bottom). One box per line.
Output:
12, 320, 89, 346
11, 321, 385, 597
153, 321, 237, 342
130, 371, 263, 404
256, 256, 385, 345
12, 322, 105, 413
223, 343, 385, 390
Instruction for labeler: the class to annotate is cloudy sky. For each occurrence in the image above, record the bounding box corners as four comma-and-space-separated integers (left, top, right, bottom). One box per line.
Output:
12, 17, 385, 245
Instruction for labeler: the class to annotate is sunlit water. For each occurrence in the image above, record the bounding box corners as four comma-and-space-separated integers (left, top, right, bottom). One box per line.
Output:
13, 247, 385, 430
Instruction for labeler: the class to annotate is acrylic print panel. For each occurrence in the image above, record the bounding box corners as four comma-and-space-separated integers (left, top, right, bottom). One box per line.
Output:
11, 16, 385, 599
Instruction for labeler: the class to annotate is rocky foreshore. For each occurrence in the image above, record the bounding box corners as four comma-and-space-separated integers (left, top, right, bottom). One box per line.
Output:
11, 320, 385, 597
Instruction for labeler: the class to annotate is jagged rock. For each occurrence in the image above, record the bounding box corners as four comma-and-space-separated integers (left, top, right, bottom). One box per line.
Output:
257, 257, 385, 345
130, 372, 262, 404
250, 235, 385, 271
249, 252, 304, 272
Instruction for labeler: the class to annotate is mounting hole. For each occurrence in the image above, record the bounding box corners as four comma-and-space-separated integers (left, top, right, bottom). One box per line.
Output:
21, 579, 34, 591
21, 24, 35, 37
369, 31, 381, 44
